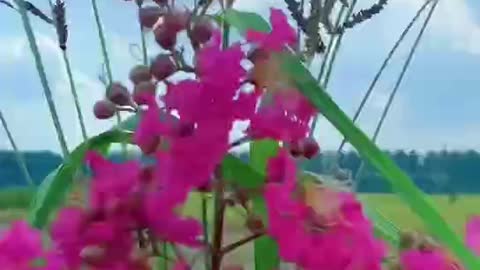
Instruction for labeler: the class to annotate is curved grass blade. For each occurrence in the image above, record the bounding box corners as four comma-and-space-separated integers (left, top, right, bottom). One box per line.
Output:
278, 53, 480, 269
249, 140, 280, 270
222, 9, 271, 35
28, 130, 132, 229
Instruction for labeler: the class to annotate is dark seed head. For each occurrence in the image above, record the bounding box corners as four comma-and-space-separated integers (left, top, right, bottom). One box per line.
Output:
129, 65, 152, 85
190, 17, 213, 44
138, 6, 163, 28
107, 82, 131, 106
150, 54, 176, 81
93, 100, 116, 119
133, 81, 156, 105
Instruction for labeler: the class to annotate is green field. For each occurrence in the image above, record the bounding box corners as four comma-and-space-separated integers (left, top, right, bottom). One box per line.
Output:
0, 187, 477, 236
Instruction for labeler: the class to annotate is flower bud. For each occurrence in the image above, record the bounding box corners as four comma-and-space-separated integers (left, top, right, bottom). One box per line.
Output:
150, 54, 176, 80
190, 17, 213, 44
107, 82, 131, 106
153, 0, 168, 6
163, 10, 189, 32
154, 26, 177, 50
246, 214, 264, 234
301, 137, 320, 159
133, 81, 156, 105
288, 140, 303, 157
139, 6, 163, 28
93, 100, 116, 119
129, 65, 152, 85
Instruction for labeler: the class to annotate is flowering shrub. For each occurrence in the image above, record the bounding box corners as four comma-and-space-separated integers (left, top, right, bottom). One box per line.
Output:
3, 1, 480, 269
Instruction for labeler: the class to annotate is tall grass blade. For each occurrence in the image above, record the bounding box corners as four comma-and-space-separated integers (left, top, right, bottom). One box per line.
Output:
13, 0, 70, 158
353, 0, 438, 189
0, 110, 34, 186
336, 0, 432, 155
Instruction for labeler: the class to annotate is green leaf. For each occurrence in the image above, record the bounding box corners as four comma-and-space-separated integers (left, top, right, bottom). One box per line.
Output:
249, 140, 280, 270
277, 53, 480, 269
221, 154, 263, 189
28, 130, 132, 229
222, 9, 271, 35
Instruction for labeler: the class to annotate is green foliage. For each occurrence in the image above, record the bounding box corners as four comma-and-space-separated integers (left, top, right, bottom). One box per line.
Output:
27, 130, 132, 229
221, 9, 271, 35
249, 140, 280, 270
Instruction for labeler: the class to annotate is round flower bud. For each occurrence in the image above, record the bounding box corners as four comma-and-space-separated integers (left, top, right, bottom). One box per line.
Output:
154, 26, 177, 50
150, 54, 176, 81
138, 6, 163, 28
190, 17, 213, 44
133, 81, 156, 105
129, 65, 152, 85
93, 100, 116, 119
301, 137, 320, 159
106, 82, 131, 106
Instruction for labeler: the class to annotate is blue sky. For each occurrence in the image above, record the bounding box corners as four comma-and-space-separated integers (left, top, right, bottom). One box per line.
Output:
1, 0, 479, 154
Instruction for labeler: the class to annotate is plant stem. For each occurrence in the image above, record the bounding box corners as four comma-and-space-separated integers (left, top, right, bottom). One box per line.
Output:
90, 0, 126, 155
135, 1, 148, 65
13, 0, 70, 158
336, 0, 432, 157
353, 0, 438, 190
0, 110, 35, 186
315, 4, 347, 84
220, 232, 264, 255
202, 194, 211, 270
309, 1, 353, 138
62, 51, 89, 141
211, 169, 226, 270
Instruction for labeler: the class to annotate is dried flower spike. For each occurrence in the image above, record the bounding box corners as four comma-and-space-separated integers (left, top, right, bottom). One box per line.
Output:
337, 0, 389, 34
52, 0, 68, 51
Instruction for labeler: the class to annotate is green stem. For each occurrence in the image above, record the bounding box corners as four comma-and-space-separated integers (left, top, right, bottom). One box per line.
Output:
0, 110, 35, 186
353, 0, 438, 190
315, 5, 347, 84
202, 194, 211, 270
13, 0, 70, 158
62, 50, 89, 141
90, 0, 126, 155
135, 2, 148, 65
336, 0, 431, 156
309, 2, 352, 138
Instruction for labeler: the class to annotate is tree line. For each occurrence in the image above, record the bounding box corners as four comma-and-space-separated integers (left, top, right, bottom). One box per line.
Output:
1, 149, 480, 193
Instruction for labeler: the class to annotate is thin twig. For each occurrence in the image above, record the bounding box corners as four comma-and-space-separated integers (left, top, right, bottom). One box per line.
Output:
13, 0, 70, 158
336, 0, 432, 157
211, 168, 226, 270
135, 1, 148, 65
0, 110, 34, 186
201, 194, 211, 270
220, 232, 264, 255
353, 0, 438, 190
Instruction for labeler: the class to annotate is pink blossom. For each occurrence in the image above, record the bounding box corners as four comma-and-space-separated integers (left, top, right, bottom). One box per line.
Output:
264, 150, 385, 270
248, 89, 316, 142
246, 8, 297, 52
400, 249, 452, 270
144, 186, 203, 247
466, 215, 480, 255
51, 207, 136, 270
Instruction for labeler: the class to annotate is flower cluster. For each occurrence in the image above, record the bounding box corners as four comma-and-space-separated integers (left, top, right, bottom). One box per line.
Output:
1, 3, 478, 270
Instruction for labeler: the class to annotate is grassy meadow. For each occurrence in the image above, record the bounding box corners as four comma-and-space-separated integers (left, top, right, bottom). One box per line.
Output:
0, 186, 478, 236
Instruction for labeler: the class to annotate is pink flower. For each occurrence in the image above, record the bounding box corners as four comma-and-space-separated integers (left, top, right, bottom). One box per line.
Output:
248, 89, 316, 142
264, 150, 385, 270
51, 207, 136, 270
144, 186, 203, 247
400, 249, 452, 270
466, 215, 480, 255
0, 221, 64, 270
246, 8, 297, 52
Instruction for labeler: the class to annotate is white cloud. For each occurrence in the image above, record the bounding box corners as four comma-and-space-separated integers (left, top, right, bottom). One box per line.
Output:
397, 0, 480, 55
